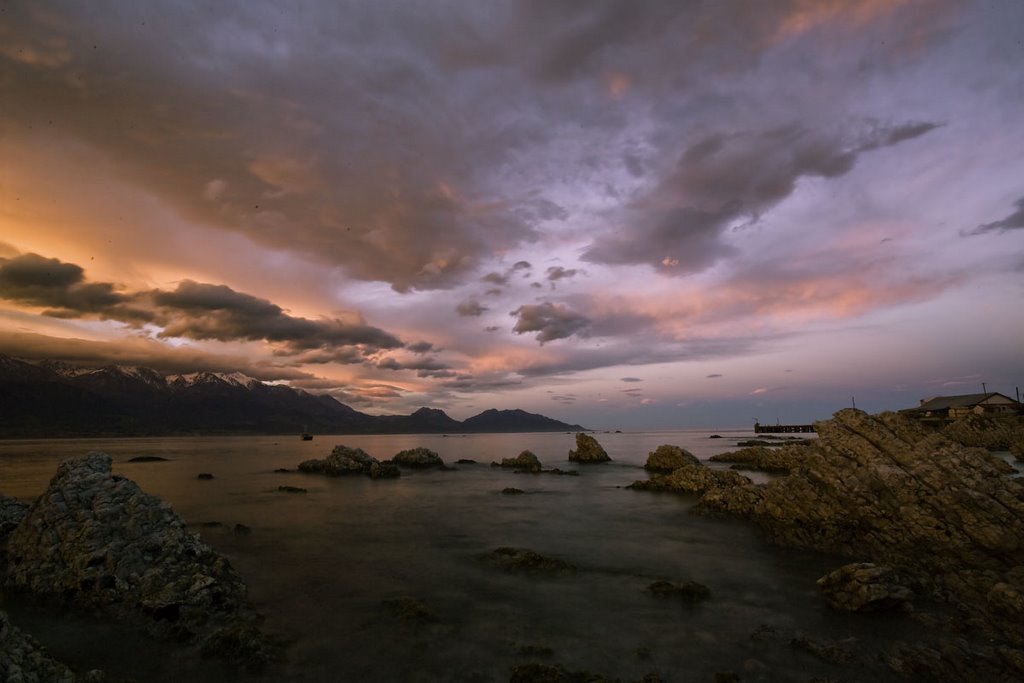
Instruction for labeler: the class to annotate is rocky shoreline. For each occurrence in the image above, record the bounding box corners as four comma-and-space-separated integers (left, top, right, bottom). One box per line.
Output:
2, 415, 1022, 682
629, 409, 1024, 682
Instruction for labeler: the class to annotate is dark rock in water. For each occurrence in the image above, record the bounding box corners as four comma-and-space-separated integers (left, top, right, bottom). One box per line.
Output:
817, 563, 914, 613
709, 434, 723, 439
567, 433, 610, 463
517, 644, 554, 657
456, 458, 477, 465
197, 473, 214, 480
1, 453, 276, 670
509, 662, 620, 683
272, 468, 291, 473
277, 485, 307, 494
502, 488, 525, 495
233, 523, 252, 535
713, 673, 739, 683
492, 450, 542, 473
1, 609, 102, 682
540, 468, 578, 476
381, 596, 437, 623
643, 444, 699, 473
646, 580, 711, 603
628, 458, 756, 507
126, 455, 168, 462
391, 447, 445, 468
789, 631, 854, 665
369, 460, 401, 479
482, 547, 576, 575
299, 444, 400, 479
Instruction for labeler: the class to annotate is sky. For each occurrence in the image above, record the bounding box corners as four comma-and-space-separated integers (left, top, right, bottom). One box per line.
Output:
1, 0, 1022, 429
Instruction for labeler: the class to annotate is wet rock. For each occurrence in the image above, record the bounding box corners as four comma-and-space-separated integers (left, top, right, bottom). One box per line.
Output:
817, 563, 914, 613
1, 609, 94, 683
540, 468, 578, 476
1, 453, 275, 670
272, 468, 291, 473
391, 447, 445, 469
456, 459, 478, 465
126, 456, 167, 462
233, 523, 252, 535
567, 433, 610, 463
482, 547, 576, 576
884, 639, 1024, 683
629, 458, 756, 500
517, 644, 554, 657
509, 662, 616, 683
643, 444, 699, 473
197, 473, 214, 480
789, 632, 854, 665
708, 434, 723, 439
502, 488, 526, 495
714, 673, 739, 683
493, 451, 542, 473
277, 485, 307, 494
299, 445, 399, 479
645, 580, 711, 603
0, 495, 28, 546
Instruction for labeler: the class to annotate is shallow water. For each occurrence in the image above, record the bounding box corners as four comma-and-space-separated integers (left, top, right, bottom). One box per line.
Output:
0, 431, 924, 682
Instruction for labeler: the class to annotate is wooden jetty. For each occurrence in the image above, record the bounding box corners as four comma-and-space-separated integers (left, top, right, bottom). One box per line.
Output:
754, 422, 816, 434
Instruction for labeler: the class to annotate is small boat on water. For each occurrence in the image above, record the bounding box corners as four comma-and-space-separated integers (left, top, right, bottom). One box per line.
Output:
301, 433, 313, 441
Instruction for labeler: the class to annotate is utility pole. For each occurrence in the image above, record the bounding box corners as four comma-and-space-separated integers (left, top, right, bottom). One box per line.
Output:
982, 382, 987, 394
851, 396, 856, 409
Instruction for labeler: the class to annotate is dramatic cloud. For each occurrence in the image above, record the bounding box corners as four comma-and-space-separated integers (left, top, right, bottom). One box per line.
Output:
510, 302, 591, 343
0, 253, 142, 320
583, 122, 939, 274
970, 196, 1024, 235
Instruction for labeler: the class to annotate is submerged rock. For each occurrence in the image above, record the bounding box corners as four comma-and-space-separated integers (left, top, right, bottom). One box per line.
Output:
197, 473, 214, 480
492, 450, 543, 473
1, 453, 276, 670
381, 596, 437, 623
369, 461, 401, 479
646, 579, 711, 603
502, 488, 526, 495
126, 456, 167, 463
567, 433, 610, 463
643, 444, 699, 473
277, 485, 307, 494
482, 547, 576, 575
391, 447, 445, 469
817, 563, 914, 613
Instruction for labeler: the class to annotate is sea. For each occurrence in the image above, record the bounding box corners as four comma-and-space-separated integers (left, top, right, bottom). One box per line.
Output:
0, 430, 933, 682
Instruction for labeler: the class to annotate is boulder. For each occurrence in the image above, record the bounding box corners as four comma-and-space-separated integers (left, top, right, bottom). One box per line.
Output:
299, 445, 399, 479
492, 450, 542, 473
709, 444, 805, 474
643, 444, 699, 472
816, 563, 914, 613
629, 458, 754, 497
1, 453, 275, 670
391, 447, 445, 469
567, 433, 610, 463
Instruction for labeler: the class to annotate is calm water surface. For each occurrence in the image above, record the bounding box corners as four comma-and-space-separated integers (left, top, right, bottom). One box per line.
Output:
0, 430, 923, 682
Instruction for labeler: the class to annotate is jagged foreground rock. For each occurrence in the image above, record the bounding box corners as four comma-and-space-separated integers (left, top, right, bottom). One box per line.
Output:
0, 610, 106, 683
632, 409, 1024, 681
1, 453, 276, 671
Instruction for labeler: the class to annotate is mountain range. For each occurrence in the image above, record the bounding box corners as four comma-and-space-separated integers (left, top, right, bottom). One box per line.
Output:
0, 354, 586, 437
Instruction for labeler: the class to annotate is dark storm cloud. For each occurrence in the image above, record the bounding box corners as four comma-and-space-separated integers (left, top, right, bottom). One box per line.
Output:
482, 272, 509, 286
621, 377, 643, 383
510, 302, 591, 343
0, 253, 144, 320
546, 266, 578, 282
456, 299, 488, 317
969, 196, 1024, 235
583, 122, 939, 273
151, 280, 403, 351
407, 341, 435, 354
0, 253, 404, 356
706, 373, 723, 378
376, 355, 452, 378
0, 331, 314, 381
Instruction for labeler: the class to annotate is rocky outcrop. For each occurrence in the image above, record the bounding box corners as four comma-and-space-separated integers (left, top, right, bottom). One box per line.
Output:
1, 453, 275, 671
0, 495, 28, 546
567, 433, 610, 463
1, 610, 103, 683
629, 457, 755, 497
708, 443, 805, 473
942, 413, 1024, 452
492, 450, 542, 473
391, 447, 445, 468
299, 445, 399, 479
816, 563, 914, 613
643, 444, 698, 472
677, 409, 1024, 681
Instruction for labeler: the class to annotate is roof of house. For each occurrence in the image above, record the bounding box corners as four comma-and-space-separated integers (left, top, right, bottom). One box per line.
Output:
917, 392, 1017, 411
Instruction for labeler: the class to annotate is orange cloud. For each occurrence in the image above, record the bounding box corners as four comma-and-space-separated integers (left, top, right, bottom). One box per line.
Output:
773, 0, 915, 42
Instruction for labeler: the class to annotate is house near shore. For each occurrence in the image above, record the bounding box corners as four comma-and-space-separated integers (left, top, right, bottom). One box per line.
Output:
907, 392, 1022, 421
